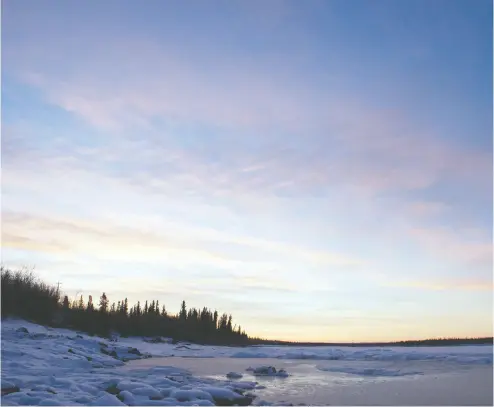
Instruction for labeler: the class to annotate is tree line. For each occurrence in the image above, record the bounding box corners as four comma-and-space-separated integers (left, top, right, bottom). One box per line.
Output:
1, 267, 250, 345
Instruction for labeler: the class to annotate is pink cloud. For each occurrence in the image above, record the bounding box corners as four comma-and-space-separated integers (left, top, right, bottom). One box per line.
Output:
386, 278, 493, 292
409, 226, 492, 265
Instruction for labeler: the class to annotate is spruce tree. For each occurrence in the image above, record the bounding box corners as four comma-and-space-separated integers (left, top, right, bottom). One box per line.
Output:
124, 298, 129, 316
180, 301, 187, 321
99, 293, 109, 313
87, 295, 94, 312
62, 296, 70, 309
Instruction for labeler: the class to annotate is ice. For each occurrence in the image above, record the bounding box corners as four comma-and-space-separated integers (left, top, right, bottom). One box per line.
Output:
226, 346, 493, 364
199, 386, 244, 400
317, 366, 424, 377
254, 400, 273, 406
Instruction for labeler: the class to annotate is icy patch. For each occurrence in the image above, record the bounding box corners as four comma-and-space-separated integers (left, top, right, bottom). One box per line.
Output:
317, 366, 424, 377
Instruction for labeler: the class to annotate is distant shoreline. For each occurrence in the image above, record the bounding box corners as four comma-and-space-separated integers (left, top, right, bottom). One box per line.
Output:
252, 337, 493, 347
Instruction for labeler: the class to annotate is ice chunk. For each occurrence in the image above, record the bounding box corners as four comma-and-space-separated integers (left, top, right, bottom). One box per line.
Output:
19, 394, 43, 405
90, 393, 126, 406
231, 381, 257, 391
249, 366, 289, 377
170, 388, 214, 402
200, 386, 243, 400
131, 386, 163, 399
139, 400, 179, 406
253, 366, 277, 376
226, 372, 243, 379
117, 380, 154, 392
119, 390, 136, 405
276, 369, 289, 377
38, 400, 64, 406
200, 386, 254, 405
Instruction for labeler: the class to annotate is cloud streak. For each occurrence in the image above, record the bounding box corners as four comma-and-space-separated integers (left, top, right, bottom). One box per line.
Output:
1, 0, 492, 341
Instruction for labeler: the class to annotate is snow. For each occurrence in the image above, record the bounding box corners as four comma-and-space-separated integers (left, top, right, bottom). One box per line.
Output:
197, 386, 243, 400
115, 326, 493, 365
2, 318, 493, 406
170, 388, 214, 401
1, 319, 260, 406
90, 393, 126, 406
117, 390, 135, 406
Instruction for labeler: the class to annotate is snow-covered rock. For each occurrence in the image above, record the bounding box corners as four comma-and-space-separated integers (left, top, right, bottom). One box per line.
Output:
226, 371, 243, 379
1, 381, 20, 396
199, 386, 255, 405
170, 388, 214, 402
249, 366, 290, 377
38, 399, 65, 406
90, 393, 126, 406
118, 390, 136, 405
131, 386, 163, 399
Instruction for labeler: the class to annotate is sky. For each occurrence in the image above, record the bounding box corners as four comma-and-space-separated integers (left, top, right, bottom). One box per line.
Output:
1, 0, 492, 342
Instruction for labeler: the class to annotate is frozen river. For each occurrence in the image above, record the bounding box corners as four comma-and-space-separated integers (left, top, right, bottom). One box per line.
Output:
124, 356, 494, 405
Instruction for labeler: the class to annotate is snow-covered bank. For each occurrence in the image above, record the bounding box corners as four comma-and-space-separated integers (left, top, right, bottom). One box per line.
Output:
1, 319, 263, 406
118, 332, 493, 365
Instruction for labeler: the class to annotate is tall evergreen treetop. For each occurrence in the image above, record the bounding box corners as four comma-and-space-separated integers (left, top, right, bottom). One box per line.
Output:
99, 293, 109, 313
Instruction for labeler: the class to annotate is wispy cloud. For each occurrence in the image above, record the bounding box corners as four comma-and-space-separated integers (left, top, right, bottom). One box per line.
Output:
385, 278, 493, 292
2, 0, 491, 341
2, 211, 362, 269
409, 226, 492, 266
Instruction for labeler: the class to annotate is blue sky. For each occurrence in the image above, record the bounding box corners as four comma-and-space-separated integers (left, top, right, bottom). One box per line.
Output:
2, 0, 492, 342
